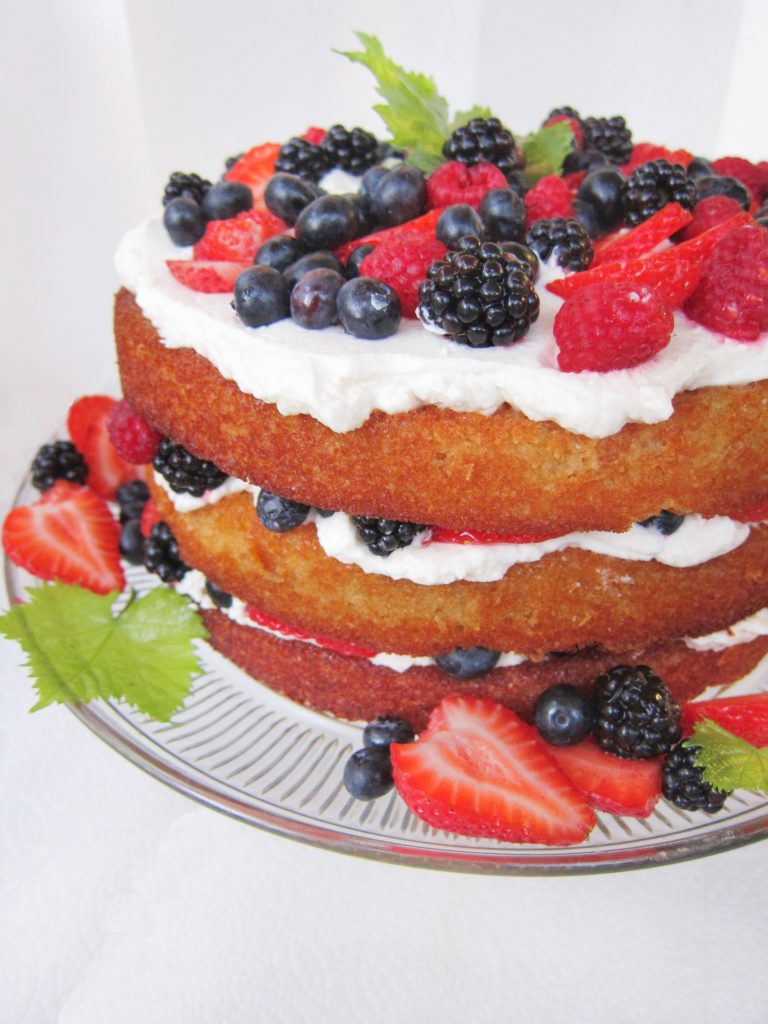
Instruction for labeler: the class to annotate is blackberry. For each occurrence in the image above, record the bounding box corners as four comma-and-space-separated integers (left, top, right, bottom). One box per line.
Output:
442, 117, 524, 179
321, 124, 379, 175
152, 439, 227, 497
418, 236, 540, 348
525, 217, 594, 272
352, 516, 425, 557
662, 744, 730, 813
593, 665, 682, 759
162, 171, 212, 208
144, 521, 189, 583
275, 137, 331, 184
623, 159, 696, 227
547, 106, 581, 121
581, 116, 633, 165
31, 440, 88, 492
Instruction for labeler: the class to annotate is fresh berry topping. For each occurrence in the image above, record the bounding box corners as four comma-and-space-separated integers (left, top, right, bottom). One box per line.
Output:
233, 265, 291, 328
433, 646, 500, 679
224, 142, 280, 202
359, 236, 446, 318
283, 251, 345, 291
119, 519, 145, 566
162, 171, 212, 207
163, 197, 207, 247
639, 509, 684, 534
710, 156, 765, 204
67, 396, 138, 501
106, 400, 163, 464
525, 217, 593, 271
694, 174, 752, 211
675, 195, 744, 242
581, 115, 633, 165
418, 236, 540, 348
442, 117, 523, 179
623, 159, 696, 226
336, 208, 443, 264
194, 208, 286, 263
152, 438, 227, 497
302, 126, 327, 146
593, 202, 693, 265
321, 124, 379, 175
363, 716, 416, 749
681, 694, 768, 748
144, 521, 189, 583
343, 746, 394, 800
294, 195, 362, 251
662, 744, 730, 813
337, 277, 402, 339
549, 737, 662, 817
274, 136, 331, 183
256, 490, 310, 532
622, 143, 693, 174
30, 440, 87, 492
390, 695, 595, 845
2, 481, 124, 594
205, 580, 233, 609
523, 176, 575, 225
426, 161, 508, 210
533, 684, 595, 747
166, 259, 249, 294
200, 180, 253, 221
478, 188, 527, 242
289, 267, 345, 329
263, 173, 323, 226
115, 479, 150, 522
352, 515, 425, 556
345, 244, 376, 278
574, 168, 627, 237
254, 234, 306, 273
683, 224, 768, 341
246, 605, 377, 658
436, 204, 487, 248
593, 665, 682, 760
497, 241, 540, 280
554, 281, 673, 373
369, 165, 428, 227
139, 498, 161, 538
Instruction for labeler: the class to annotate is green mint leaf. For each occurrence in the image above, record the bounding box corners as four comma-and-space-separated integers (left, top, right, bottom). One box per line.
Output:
0, 583, 208, 722
521, 122, 574, 183
685, 720, 768, 794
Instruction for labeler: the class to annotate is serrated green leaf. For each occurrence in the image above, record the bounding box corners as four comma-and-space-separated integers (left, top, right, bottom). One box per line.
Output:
521, 122, 574, 183
0, 583, 208, 722
685, 720, 768, 794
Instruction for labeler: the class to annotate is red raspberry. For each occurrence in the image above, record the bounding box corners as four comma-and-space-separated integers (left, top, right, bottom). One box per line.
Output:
524, 175, 575, 225
302, 126, 326, 145
554, 281, 674, 372
711, 157, 764, 204
106, 400, 163, 464
543, 113, 584, 149
683, 224, 768, 341
426, 161, 507, 210
675, 195, 744, 242
360, 236, 447, 317
622, 143, 693, 174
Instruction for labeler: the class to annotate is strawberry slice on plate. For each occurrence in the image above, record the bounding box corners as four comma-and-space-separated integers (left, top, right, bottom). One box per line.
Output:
3, 481, 124, 594
166, 259, 249, 293
390, 695, 595, 845
548, 737, 662, 817
67, 396, 139, 500
681, 694, 768, 747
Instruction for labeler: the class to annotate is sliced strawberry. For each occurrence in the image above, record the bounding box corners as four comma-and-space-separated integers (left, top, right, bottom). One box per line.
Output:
140, 498, 162, 538
246, 606, 377, 658
67, 396, 138, 500
671, 210, 753, 262
336, 208, 445, 264
621, 143, 694, 174
391, 695, 595, 845
166, 259, 249, 293
549, 737, 662, 817
193, 208, 286, 263
426, 526, 562, 545
547, 250, 702, 308
3, 481, 124, 594
593, 203, 694, 265
681, 694, 768, 747
224, 142, 280, 203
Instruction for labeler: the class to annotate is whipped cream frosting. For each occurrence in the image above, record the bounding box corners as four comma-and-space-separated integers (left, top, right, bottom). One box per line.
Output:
116, 218, 768, 438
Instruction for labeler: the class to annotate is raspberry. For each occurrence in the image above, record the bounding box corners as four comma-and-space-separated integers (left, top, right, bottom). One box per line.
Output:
711, 157, 764, 204
360, 236, 446, 318
675, 195, 744, 242
523, 176, 575, 225
683, 224, 768, 341
106, 400, 163, 464
554, 281, 674, 372
622, 143, 693, 174
426, 161, 507, 210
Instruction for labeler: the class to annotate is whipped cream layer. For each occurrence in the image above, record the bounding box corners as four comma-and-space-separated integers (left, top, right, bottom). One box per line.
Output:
116, 219, 768, 438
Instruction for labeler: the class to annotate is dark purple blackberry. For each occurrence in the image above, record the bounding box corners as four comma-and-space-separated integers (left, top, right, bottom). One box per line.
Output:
162, 171, 212, 207
31, 440, 88, 492
662, 744, 730, 813
623, 159, 696, 226
352, 516, 426, 557
547, 106, 581, 121
144, 521, 189, 583
442, 117, 524, 179
593, 665, 682, 759
581, 116, 633, 165
418, 236, 540, 348
152, 439, 227, 498
525, 217, 594, 272
321, 124, 379, 175
275, 137, 331, 184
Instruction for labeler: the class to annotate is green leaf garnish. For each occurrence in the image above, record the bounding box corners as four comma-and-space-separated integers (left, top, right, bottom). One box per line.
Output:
0, 583, 209, 721
521, 122, 574, 183
685, 720, 768, 794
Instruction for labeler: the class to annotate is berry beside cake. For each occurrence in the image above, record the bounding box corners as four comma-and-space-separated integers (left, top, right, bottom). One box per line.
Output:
4, 34, 768, 845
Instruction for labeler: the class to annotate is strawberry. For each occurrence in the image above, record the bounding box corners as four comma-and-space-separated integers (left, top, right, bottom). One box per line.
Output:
621, 143, 693, 174
246, 606, 377, 658
166, 259, 249, 293
3, 481, 124, 594
335, 208, 444, 264
193, 208, 286, 263
67, 396, 138, 500
593, 203, 694, 265
139, 498, 162, 538
731, 498, 768, 523
426, 526, 561, 545
681, 694, 768, 748
224, 142, 280, 204
548, 737, 662, 817
390, 695, 595, 845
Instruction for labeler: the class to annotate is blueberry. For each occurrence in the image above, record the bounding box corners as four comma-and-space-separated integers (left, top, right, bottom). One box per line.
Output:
264, 173, 323, 226
342, 746, 394, 800
116, 479, 150, 523
348, 193, 376, 234
290, 268, 345, 329
254, 234, 305, 272
256, 490, 310, 532
119, 519, 145, 566
294, 194, 362, 250
205, 580, 233, 609
533, 684, 595, 747
337, 277, 401, 339
686, 157, 715, 181
498, 242, 539, 281
640, 509, 685, 535
572, 198, 605, 239
200, 180, 253, 221
694, 174, 752, 211
233, 266, 290, 327
360, 164, 390, 200
363, 716, 415, 749
163, 197, 206, 246
434, 646, 500, 679
563, 148, 610, 174
576, 168, 626, 235
345, 243, 376, 279
478, 189, 526, 242
437, 204, 486, 249
370, 165, 427, 227
283, 251, 345, 291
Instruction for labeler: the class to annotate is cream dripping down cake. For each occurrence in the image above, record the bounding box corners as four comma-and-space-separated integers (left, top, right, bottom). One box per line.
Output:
5, 35, 768, 844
